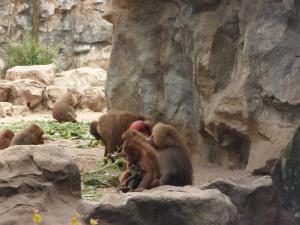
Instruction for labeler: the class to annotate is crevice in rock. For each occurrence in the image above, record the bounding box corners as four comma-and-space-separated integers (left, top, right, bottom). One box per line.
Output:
202, 122, 250, 169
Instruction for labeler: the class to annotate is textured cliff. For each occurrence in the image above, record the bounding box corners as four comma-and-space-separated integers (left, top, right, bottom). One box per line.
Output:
0, 0, 112, 70
105, 0, 300, 171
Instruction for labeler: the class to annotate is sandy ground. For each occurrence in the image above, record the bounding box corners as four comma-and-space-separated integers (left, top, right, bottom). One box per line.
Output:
0, 111, 252, 195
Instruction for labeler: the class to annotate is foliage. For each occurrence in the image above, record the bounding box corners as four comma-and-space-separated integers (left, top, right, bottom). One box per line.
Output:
4, 32, 58, 73
0, 120, 93, 141
81, 158, 125, 200
82, 158, 125, 188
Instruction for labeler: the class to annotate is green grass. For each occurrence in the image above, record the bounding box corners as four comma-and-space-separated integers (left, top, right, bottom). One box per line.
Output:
81, 158, 125, 200
0, 120, 93, 140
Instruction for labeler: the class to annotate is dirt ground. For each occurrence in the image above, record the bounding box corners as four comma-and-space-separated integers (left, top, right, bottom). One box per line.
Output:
0, 111, 252, 194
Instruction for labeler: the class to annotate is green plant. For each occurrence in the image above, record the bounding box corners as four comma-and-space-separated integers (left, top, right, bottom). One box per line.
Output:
4, 32, 58, 73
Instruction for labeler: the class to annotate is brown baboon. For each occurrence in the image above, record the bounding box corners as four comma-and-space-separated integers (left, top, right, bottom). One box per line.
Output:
150, 123, 193, 186
0, 129, 15, 149
52, 92, 77, 123
119, 129, 160, 192
90, 120, 101, 140
10, 124, 45, 146
90, 111, 152, 156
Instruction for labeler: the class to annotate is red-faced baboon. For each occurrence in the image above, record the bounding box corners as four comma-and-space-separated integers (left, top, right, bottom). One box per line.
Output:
90, 111, 152, 156
128, 120, 156, 136
10, 124, 45, 146
52, 92, 77, 123
119, 129, 160, 192
150, 122, 193, 186
0, 129, 15, 149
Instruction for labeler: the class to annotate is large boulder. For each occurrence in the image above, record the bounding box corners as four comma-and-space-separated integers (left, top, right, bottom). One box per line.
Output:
202, 176, 295, 225
5, 64, 56, 85
0, 145, 81, 225
104, 0, 300, 171
10, 79, 46, 109
44, 85, 68, 109
80, 186, 238, 225
53, 67, 106, 89
80, 87, 106, 112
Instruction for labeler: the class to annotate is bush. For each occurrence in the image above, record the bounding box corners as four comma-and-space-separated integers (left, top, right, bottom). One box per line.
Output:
3, 33, 58, 73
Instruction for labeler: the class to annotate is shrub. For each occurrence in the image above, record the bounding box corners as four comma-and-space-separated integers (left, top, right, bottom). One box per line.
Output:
3, 33, 58, 73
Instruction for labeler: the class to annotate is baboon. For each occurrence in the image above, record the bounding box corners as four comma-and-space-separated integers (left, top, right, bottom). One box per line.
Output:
118, 163, 145, 193
90, 120, 101, 140
52, 92, 77, 123
150, 123, 193, 186
0, 129, 15, 149
119, 129, 160, 192
128, 120, 155, 136
90, 111, 152, 156
10, 124, 45, 146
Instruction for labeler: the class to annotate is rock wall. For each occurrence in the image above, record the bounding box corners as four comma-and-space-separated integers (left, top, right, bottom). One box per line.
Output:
0, 0, 112, 70
105, 0, 300, 171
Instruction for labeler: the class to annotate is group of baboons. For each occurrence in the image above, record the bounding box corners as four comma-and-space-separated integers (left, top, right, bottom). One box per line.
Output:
0, 92, 193, 192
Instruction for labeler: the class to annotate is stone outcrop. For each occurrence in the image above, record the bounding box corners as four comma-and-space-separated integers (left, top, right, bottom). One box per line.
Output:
81, 186, 238, 225
0, 145, 81, 225
6, 64, 56, 85
202, 176, 295, 225
53, 67, 106, 88
105, 0, 300, 171
0, 0, 112, 70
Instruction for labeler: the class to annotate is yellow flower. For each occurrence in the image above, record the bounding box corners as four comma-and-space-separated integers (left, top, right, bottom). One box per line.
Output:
90, 218, 98, 225
71, 215, 78, 225
32, 213, 42, 224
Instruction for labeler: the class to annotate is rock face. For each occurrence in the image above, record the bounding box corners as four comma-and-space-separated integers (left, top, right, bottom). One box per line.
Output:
105, 0, 300, 170
53, 67, 106, 88
0, 0, 112, 70
202, 176, 295, 225
0, 145, 81, 225
82, 186, 238, 225
6, 64, 56, 85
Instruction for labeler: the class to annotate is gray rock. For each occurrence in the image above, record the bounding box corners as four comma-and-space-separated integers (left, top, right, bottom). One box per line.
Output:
53, 67, 106, 89
82, 186, 238, 225
202, 176, 295, 225
0, 145, 81, 225
6, 64, 56, 85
